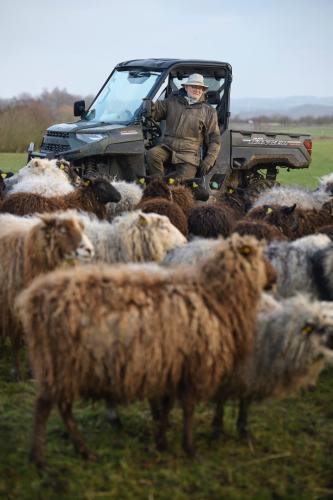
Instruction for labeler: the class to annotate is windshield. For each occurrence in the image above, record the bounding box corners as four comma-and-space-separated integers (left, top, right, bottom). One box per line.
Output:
85, 70, 161, 124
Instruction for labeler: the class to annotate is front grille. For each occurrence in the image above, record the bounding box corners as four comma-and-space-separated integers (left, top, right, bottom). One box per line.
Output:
41, 143, 71, 153
46, 131, 70, 138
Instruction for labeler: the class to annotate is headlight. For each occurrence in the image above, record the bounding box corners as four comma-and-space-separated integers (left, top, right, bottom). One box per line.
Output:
76, 133, 106, 143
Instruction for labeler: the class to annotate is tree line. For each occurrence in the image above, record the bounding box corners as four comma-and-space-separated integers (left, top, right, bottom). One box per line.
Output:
0, 88, 92, 153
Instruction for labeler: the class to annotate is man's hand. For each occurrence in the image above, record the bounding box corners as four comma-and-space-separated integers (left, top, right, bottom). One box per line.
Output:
196, 160, 210, 177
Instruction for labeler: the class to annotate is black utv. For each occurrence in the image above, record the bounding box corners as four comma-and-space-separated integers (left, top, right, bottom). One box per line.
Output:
29, 58, 312, 192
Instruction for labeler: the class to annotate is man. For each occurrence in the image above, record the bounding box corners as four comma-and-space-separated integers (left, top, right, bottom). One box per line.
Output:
145, 73, 221, 178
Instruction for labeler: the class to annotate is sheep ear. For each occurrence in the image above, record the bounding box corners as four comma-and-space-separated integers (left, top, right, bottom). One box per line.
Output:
301, 324, 314, 336
239, 245, 253, 256
139, 213, 148, 225
39, 214, 57, 228
283, 204, 297, 214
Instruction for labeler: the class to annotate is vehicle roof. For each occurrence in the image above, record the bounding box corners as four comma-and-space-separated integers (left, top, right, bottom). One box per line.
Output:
116, 58, 232, 73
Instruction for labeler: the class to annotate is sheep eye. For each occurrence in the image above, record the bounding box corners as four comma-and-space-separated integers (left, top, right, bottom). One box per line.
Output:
59, 227, 67, 234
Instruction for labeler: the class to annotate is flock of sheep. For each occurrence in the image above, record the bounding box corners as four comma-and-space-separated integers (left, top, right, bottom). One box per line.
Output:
1, 158, 333, 470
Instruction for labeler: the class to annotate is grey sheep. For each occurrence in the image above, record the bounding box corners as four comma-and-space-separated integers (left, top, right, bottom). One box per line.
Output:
213, 293, 333, 441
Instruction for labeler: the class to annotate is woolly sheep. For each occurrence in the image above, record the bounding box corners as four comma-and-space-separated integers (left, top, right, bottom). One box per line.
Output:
251, 185, 332, 211
247, 203, 333, 239
162, 237, 221, 267
16, 234, 276, 466
212, 293, 333, 441
0, 177, 121, 219
232, 219, 287, 242
188, 204, 235, 239
105, 180, 143, 220
80, 210, 187, 263
136, 197, 188, 236
0, 213, 94, 376
265, 234, 331, 298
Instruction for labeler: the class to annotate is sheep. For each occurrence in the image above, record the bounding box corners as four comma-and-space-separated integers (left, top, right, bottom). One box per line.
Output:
265, 234, 331, 298
212, 293, 333, 442
8, 160, 81, 198
232, 219, 287, 242
0, 171, 14, 199
138, 177, 195, 214
251, 184, 332, 211
216, 186, 252, 219
0, 177, 121, 219
0, 213, 94, 376
188, 204, 234, 238
136, 197, 188, 236
16, 234, 276, 467
247, 203, 333, 239
316, 224, 333, 240
162, 237, 221, 267
105, 180, 143, 220
80, 210, 187, 263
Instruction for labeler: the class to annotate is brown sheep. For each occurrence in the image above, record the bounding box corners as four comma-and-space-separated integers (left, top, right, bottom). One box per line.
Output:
16, 234, 276, 467
0, 177, 121, 219
136, 197, 188, 236
232, 219, 287, 242
139, 177, 196, 215
188, 204, 234, 238
0, 213, 94, 376
247, 203, 333, 239
316, 224, 333, 240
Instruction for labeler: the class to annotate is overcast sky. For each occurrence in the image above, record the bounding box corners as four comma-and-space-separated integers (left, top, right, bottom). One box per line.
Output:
1, 0, 332, 99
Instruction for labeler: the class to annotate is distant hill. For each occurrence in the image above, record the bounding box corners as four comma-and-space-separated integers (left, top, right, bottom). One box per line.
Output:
231, 96, 333, 119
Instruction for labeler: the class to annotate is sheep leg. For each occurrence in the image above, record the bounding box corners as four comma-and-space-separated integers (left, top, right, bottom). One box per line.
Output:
105, 403, 122, 429
30, 393, 53, 470
58, 401, 97, 461
211, 398, 225, 440
237, 398, 253, 444
181, 398, 196, 456
154, 395, 173, 451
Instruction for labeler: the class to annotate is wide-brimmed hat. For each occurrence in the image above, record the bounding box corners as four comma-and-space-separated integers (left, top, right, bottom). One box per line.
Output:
181, 73, 208, 89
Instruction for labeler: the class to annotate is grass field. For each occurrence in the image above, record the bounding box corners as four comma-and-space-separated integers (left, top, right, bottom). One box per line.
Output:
0, 133, 333, 499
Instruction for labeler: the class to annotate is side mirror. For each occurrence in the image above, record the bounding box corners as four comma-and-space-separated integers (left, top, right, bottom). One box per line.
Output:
74, 100, 86, 117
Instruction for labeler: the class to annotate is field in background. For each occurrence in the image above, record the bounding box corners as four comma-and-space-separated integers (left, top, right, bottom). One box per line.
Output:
0, 128, 333, 498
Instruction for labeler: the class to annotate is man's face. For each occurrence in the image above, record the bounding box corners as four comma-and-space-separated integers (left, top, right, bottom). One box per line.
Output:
185, 85, 205, 100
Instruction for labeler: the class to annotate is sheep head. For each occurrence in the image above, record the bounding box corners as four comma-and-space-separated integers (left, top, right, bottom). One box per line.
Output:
82, 177, 122, 204
38, 214, 94, 262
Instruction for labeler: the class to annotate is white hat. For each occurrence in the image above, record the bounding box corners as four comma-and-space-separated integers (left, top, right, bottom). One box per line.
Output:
181, 73, 208, 89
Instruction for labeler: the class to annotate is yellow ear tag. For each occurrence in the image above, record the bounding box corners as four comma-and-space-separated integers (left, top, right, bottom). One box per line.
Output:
239, 245, 252, 255
301, 325, 313, 336
192, 182, 199, 189
266, 207, 273, 215
83, 179, 91, 187
228, 187, 234, 193
139, 214, 148, 225
139, 178, 146, 185
168, 178, 175, 185
60, 164, 65, 170
1, 173, 7, 178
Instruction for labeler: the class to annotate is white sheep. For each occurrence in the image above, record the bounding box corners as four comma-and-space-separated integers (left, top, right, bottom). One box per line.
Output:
105, 180, 143, 221
80, 210, 187, 263
252, 185, 332, 211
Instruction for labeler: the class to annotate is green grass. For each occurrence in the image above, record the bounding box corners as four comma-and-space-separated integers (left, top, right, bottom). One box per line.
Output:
1, 346, 333, 500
